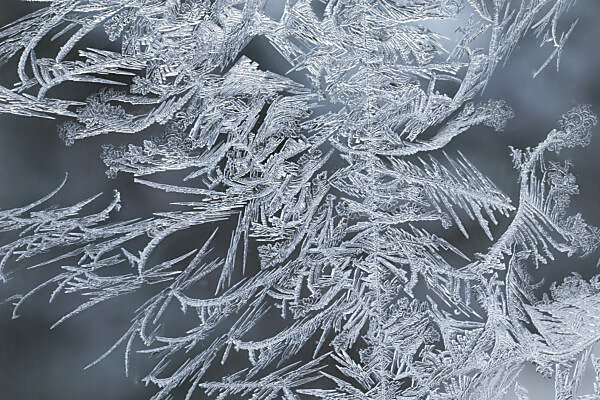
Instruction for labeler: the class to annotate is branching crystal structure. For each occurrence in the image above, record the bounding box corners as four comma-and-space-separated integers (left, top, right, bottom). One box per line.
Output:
1, 0, 600, 399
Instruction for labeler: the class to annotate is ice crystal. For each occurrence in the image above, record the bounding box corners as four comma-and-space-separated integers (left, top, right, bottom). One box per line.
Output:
0, 0, 599, 399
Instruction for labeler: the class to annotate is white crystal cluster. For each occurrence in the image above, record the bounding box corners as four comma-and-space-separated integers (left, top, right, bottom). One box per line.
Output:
1, 0, 599, 399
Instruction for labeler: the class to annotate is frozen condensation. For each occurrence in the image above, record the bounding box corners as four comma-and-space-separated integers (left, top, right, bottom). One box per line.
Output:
1, 0, 599, 399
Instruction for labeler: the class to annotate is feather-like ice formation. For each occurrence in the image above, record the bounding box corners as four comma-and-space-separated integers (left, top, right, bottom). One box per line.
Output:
0, 0, 599, 399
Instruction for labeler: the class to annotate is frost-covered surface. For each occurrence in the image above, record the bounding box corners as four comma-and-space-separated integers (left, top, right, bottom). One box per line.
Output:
0, 0, 599, 399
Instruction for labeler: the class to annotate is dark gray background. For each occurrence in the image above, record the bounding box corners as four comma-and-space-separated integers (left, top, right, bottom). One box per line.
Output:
1, 0, 599, 398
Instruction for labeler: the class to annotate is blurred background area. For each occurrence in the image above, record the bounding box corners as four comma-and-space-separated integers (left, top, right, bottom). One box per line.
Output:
0, 0, 599, 399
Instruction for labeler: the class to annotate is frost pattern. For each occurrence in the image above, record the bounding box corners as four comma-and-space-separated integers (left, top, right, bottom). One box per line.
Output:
0, 0, 599, 399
